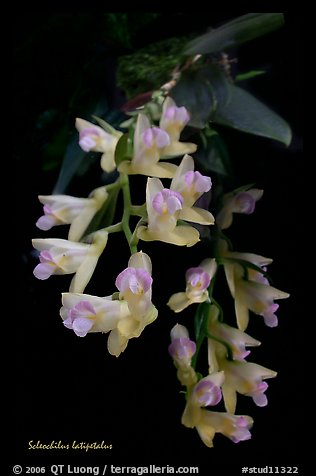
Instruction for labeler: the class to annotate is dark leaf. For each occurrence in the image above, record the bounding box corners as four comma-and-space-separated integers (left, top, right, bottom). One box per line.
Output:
81, 187, 120, 238
171, 70, 214, 128
114, 133, 133, 167
184, 13, 284, 55
212, 85, 292, 146
194, 130, 232, 176
235, 70, 266, 82
200, 63, 231, 108
53, 137, 91, 193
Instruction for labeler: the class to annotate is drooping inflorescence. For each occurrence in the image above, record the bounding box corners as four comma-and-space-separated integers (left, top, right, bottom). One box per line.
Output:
32, 92, 289, 448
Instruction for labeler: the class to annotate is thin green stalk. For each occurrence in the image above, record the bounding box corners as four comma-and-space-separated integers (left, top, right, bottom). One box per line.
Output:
84, 222, 123, 242
120, 172, 138, 254
191, 302, 209, 369
105, 179, 121, 192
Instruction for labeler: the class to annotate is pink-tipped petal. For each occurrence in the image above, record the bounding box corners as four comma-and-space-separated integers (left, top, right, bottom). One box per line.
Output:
36, 215, 57, 231
234, 192, 256, 214
153, 127, 170, 148
72, 317, 94, 337
33, 263, 55, 280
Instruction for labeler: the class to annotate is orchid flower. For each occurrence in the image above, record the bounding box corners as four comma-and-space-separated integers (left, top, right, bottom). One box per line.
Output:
137, 178, 203, 247
107, 305, 158, 357
108, 252, 158, 357
192, 411, 253, 448
181, 372, 224, 432
159, 97, 197, 157
118, 113, 177, 178
170, 154, 214, 225
36, 186, 108, 241
207, 304, 260, 364
60, 292, 129, 338
216, 188, 264, 230
76, 118, 122, 173
32, 230, 108, 293
167, 259, 217, 312
181, 371, 252, 447
218, 357, 277, 414
115, 251, 153, 316
168, 324, 197, 386
220, 242, 289, 330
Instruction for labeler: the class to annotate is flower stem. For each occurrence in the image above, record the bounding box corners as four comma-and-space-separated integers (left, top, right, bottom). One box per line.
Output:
120, 172, 138, 254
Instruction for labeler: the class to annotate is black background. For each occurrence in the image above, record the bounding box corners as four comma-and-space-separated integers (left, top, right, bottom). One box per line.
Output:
13, 11, 304, 474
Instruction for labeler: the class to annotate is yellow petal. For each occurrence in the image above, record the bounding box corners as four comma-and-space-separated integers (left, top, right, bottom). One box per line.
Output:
134, 113, 151, 152
75, 117, 94, 132
107, 328, 128, 357
68, 204, 98, 241
207, 339, 220, 373
69, 231, 108, 293
223, 263, 236, 297
167, 292, 191, 312
100, 150, 116, 173
117, 315, 142, 338
222, 382, 237, 414
128, 251, 152, 274
170, 154, 194, 191
196, 418, 216, 448
203, 371, 225, 388
234, 293, 250, 331
68, 187, 108, 241
118, 160, 177, 178
181, 400, 202, 428
200, 258, 217, 278
226, 250, 273, 267
161, 141, 197, 158
179, 206, 215, 225
137, 225, 200, 247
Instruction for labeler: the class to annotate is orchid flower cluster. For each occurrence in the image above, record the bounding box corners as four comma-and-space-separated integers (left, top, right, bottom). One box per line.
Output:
32, 95, 289, 448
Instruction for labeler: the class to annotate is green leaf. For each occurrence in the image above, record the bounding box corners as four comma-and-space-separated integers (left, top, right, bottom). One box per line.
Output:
171, 70, 214, 128
194, 304, 204, 343
200, 63, 231, 108
194, 129, 232, 176
53, 137, 92, 193
81, 187, 120, 237
184, 13, 284, 55
212, 85, 292, 146
235, 70, 266, 82
114, 133, 133, 166
92, 115, 122, 137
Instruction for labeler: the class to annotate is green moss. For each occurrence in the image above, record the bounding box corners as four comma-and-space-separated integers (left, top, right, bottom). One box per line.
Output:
117, 37, 190, 99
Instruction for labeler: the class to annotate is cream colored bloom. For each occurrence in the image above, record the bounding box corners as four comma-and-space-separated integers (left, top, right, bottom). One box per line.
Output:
159, 97, 197, 157
168, 324, 197, 386
216, 188, 263, 230
118, 113, 177, 178
193, 410, 253, 448
68, 186, 108, 241
115, 252, 153, 316
137, 178, 201, 247
108, 252, 158, 357
107, 305, 158, 357
167, 259, 217, 312
36, 186, 108, 241
171, 154, 214, 225
181, 369, 253, 447
32, 230, 108, 293
76, 118, 121, 172
221, 243, 289, 330
219, 358, 277, 414
207, 304, 260, 367
60, 292, 129, 337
